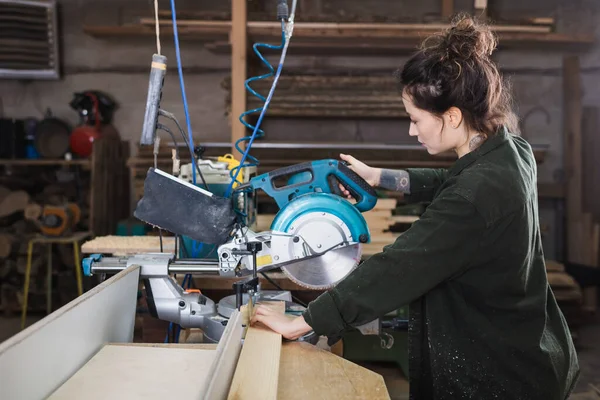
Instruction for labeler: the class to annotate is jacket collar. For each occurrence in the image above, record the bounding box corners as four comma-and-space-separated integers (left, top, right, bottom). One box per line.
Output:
448, 125, 510, 177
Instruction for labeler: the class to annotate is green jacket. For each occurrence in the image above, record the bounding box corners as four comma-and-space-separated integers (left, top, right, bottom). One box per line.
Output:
303, 127, 580, 399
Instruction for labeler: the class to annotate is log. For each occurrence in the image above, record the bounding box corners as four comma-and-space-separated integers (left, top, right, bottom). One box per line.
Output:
0, 190, 29, 218
0, 234, 15, 259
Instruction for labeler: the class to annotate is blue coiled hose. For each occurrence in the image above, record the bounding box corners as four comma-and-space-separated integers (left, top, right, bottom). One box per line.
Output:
225, 22, 286, 198
225, 0, 296, 198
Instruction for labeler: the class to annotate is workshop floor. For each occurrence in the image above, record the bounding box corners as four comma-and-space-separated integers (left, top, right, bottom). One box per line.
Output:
1, 314, 599, 399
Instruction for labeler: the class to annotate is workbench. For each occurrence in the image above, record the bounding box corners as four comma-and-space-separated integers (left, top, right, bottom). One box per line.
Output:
0, 261, 391, 399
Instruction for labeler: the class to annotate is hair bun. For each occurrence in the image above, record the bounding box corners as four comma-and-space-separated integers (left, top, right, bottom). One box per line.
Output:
426, 14, 497, 62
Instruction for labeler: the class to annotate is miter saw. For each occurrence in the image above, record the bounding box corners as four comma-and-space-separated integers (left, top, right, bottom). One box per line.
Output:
82, 158, 379, 343
81, 0, 383, 344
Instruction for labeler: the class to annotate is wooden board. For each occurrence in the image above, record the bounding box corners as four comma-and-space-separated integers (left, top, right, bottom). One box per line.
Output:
278, 342, 390, 400
48, 344, 216, 399
228, 301, 285, 400
81, 235, 176, 255
563, 56, 584, 264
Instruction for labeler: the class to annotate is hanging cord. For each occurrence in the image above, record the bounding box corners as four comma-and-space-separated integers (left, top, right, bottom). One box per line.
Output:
158, 109, 209, 190
154, 0, 161, 54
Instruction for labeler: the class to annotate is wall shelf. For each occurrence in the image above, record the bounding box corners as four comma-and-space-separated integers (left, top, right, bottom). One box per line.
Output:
0, 159, 91, 168
83, 22, 595, 56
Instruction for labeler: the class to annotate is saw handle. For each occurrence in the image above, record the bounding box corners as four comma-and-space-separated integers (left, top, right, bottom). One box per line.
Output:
250, 159, 377, 212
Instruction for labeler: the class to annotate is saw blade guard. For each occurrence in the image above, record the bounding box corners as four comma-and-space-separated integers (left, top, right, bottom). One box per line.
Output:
271, 192, 371, 245
271, 193, 370, 289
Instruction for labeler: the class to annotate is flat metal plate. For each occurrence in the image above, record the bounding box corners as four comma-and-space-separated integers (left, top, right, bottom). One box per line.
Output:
281, 244, 362, 289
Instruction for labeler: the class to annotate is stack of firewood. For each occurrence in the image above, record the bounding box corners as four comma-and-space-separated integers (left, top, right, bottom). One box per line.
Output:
0, 180, 90, 316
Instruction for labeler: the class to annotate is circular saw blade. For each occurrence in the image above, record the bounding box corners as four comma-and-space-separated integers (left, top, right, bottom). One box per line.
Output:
281, 243, 362, 290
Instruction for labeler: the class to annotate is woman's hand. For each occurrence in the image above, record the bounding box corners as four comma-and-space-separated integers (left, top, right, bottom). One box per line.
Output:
251, 303, 313, 340
338, 153, 381, 200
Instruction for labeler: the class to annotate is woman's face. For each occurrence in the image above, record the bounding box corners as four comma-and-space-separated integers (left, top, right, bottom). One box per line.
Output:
402, 91, 460, 155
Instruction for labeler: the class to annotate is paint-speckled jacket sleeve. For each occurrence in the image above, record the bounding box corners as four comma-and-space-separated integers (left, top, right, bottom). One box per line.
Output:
302, 189, 485, 338
403, 168, 448, 203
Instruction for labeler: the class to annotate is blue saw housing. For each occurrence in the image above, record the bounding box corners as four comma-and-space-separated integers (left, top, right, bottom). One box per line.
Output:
243, 159, 379, 244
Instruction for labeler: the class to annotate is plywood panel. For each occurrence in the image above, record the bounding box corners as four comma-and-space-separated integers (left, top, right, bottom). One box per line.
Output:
0, 266, 140, 400
48, 344, 216, 399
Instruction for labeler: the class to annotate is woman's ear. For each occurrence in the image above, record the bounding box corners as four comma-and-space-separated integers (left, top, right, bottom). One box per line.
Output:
445, 107, 463, 129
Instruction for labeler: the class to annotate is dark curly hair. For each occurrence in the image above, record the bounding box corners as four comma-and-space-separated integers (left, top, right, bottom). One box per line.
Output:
397, 14, 519, 137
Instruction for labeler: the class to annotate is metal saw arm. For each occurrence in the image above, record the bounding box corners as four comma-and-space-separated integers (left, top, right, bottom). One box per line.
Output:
83, 253, 228, 340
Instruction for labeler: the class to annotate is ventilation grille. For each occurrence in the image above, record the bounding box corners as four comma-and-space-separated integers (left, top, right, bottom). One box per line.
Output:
0, 0, 59, 79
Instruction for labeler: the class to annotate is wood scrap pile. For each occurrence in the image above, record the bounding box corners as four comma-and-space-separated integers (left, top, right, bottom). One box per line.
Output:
222, 75, 407, 119
0, 138, 129, 315
0, 182, 87, 316
361, 198, 401, 257
545, 260, 586, 335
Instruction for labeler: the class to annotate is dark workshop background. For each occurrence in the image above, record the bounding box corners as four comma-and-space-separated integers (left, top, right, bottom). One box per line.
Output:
1, 0, 600, 396
1, 0, 600, 261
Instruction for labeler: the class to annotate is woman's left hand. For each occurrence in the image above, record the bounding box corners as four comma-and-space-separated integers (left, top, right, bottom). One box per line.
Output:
251, 303, 313, 340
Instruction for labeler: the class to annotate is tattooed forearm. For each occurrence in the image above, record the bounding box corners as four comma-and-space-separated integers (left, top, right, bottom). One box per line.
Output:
379, 169, 410, 193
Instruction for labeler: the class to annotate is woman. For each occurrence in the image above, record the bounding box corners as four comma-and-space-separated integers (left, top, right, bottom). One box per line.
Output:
252, 14, 579, 399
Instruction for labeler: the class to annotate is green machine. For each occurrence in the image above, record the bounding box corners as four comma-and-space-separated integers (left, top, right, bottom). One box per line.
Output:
341, 303, 410, 378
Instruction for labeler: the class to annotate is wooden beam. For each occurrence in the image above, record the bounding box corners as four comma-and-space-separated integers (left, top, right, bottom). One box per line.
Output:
563, 56, 584, 263
228, 301, 285, 400
230, 0, 247, 155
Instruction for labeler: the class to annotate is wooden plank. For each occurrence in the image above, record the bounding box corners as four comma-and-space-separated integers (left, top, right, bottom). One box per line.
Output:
582, 107, 600, 218
48, 344, 216, 399
0, 265, 140, 400
81, 235, 176, 255
278, 342, 390, 400
228, 301, 285, 400
563, 56, 584, 263
230, 0, 247, 155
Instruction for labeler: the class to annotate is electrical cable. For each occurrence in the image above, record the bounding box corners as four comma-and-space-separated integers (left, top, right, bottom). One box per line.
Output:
159, 109, 209, 190
157, 123, 180, 158
260, 271, 308, 307
169, 0, 197, 186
